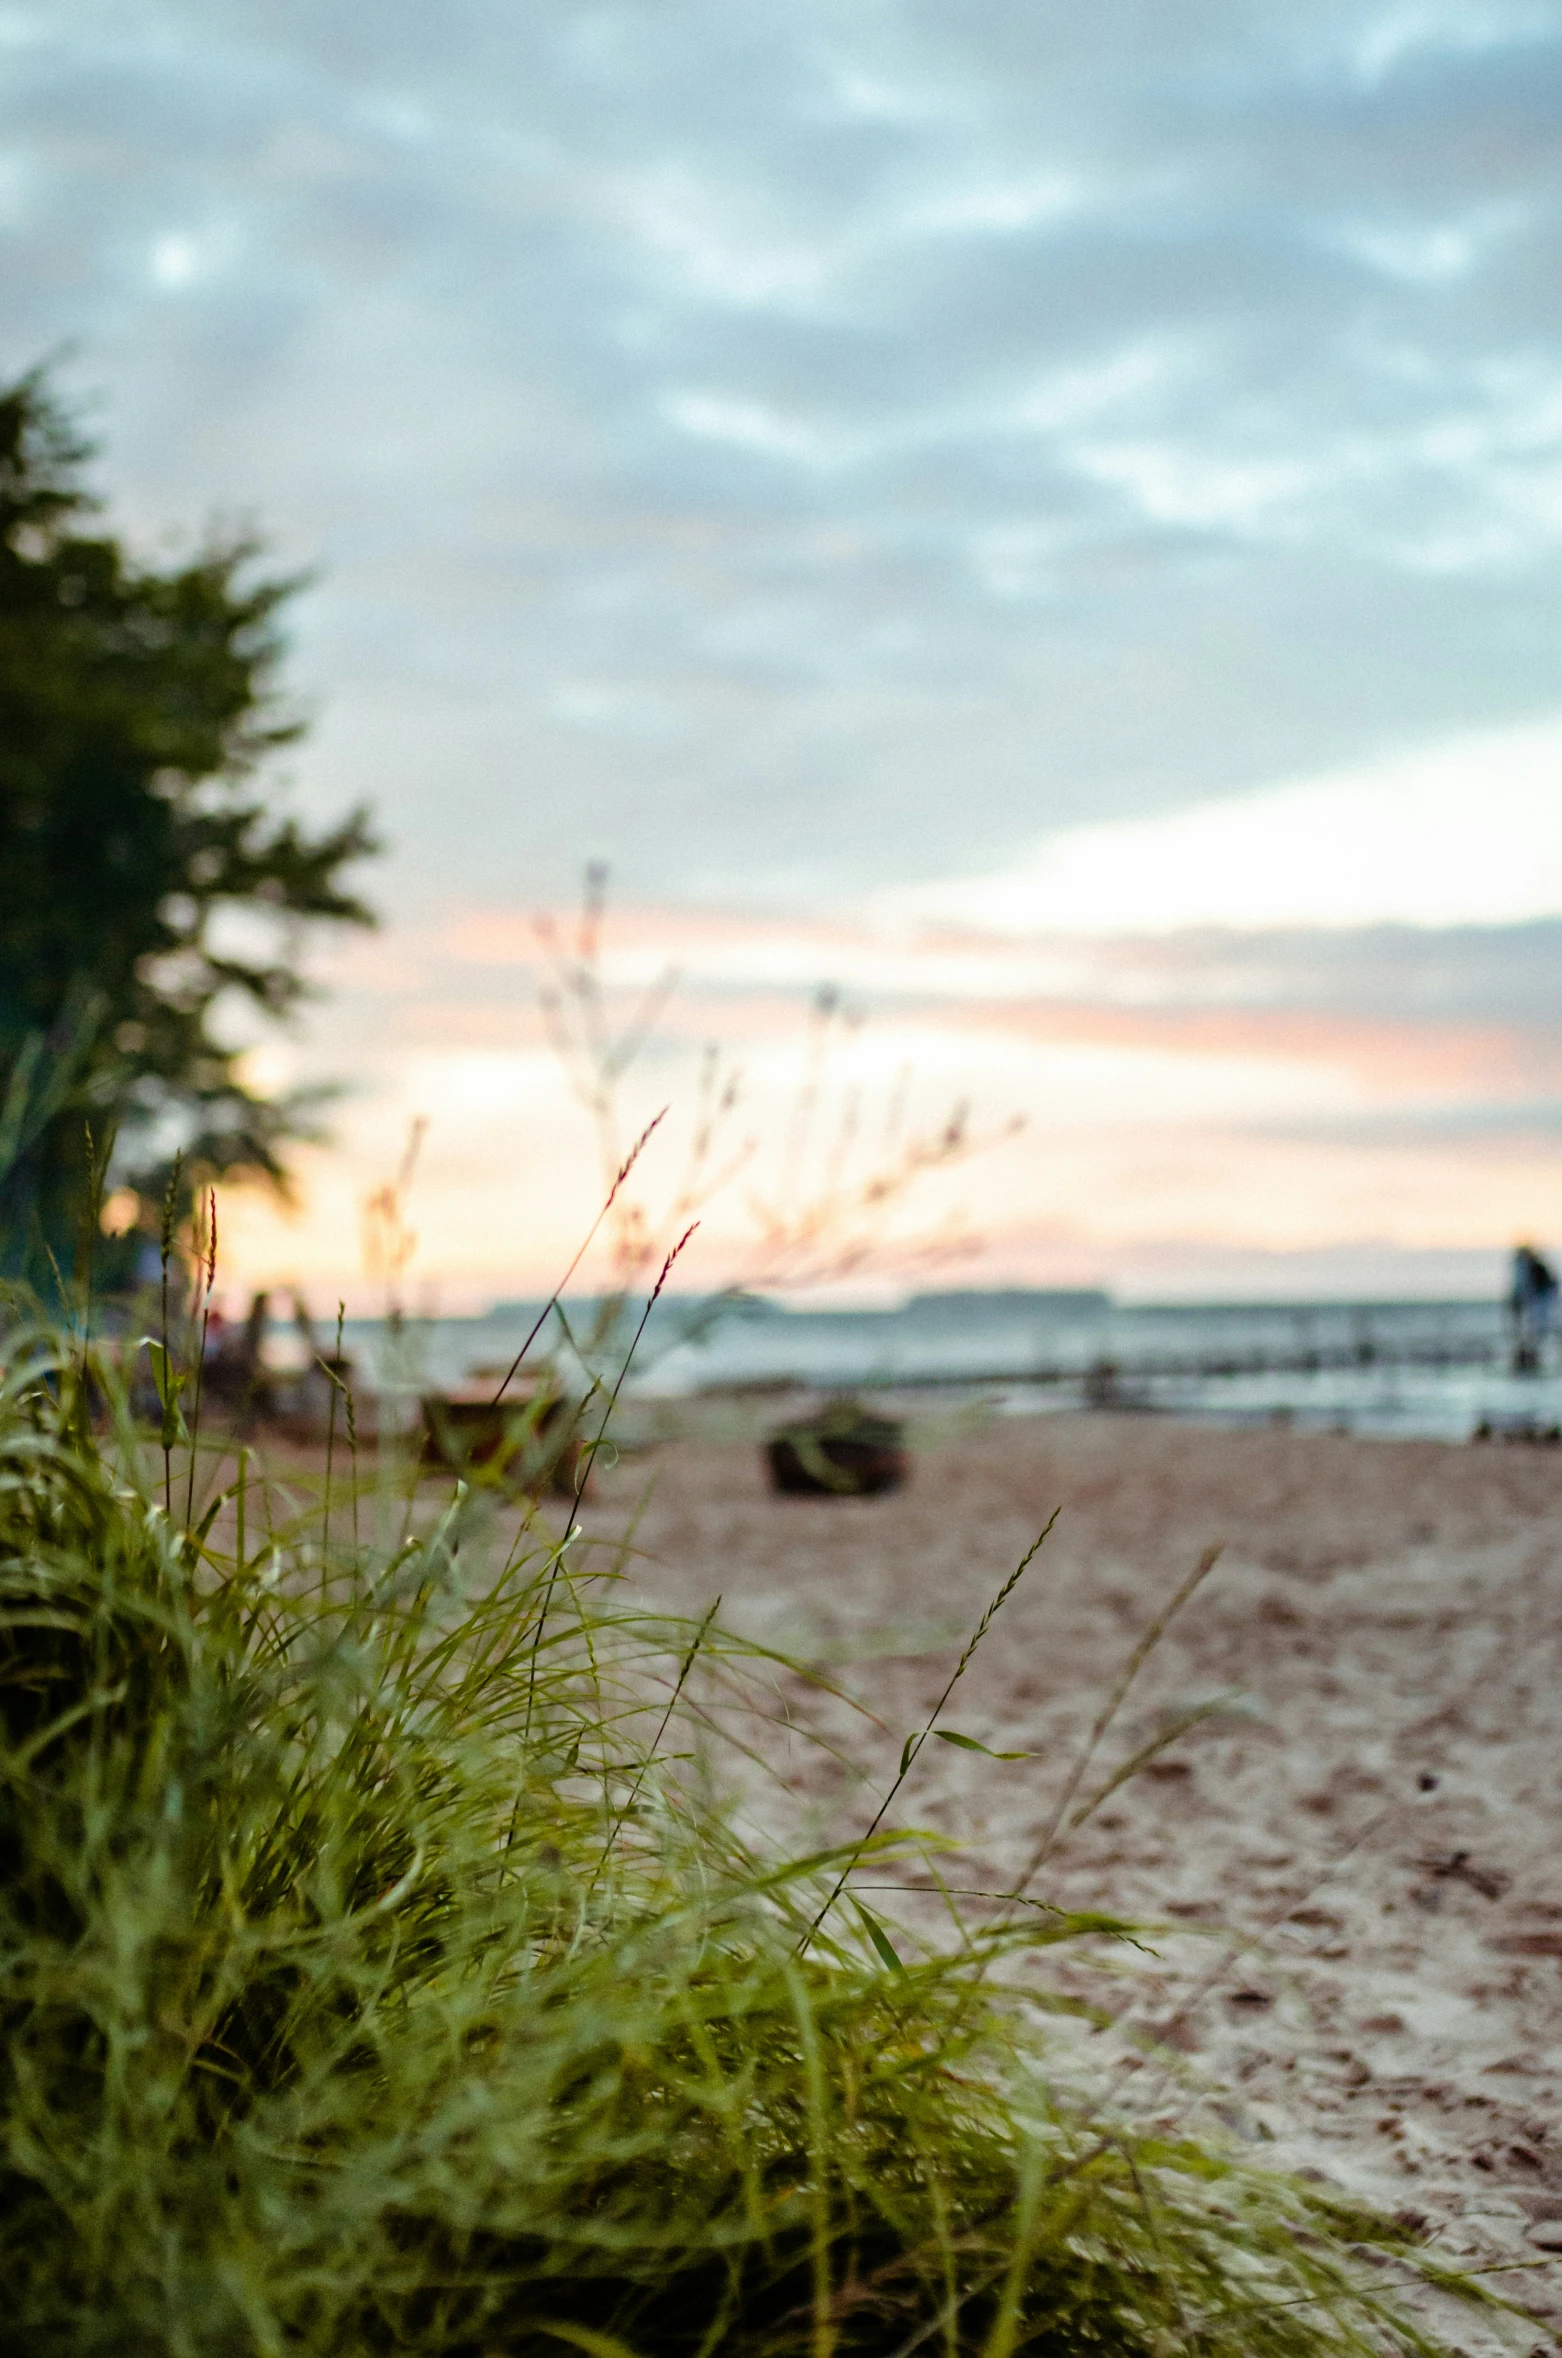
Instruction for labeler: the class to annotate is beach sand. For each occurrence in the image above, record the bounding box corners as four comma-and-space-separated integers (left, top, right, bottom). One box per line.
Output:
578, 1410, 1562, 2337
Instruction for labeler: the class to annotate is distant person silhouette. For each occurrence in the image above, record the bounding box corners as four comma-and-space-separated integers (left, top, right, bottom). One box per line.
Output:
1508, 1242, 1558, 1373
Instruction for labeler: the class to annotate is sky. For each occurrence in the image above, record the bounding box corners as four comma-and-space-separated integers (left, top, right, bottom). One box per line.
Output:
5, 0, 1562, 1304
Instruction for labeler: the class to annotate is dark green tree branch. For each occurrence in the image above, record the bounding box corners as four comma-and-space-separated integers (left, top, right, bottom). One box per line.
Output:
0, 366, 378, 1286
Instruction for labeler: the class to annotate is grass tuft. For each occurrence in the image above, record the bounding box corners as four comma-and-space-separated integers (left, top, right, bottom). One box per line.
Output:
0, 1317, 1520, 2354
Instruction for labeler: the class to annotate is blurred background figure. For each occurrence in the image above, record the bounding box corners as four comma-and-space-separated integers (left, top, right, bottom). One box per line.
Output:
1508, 1242, 1558, 1374
197, 1289, 274, 1427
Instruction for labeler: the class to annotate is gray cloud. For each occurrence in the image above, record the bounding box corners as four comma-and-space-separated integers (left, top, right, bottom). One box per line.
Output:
3, 0, 1561, 910
1037, 918, 1562, 1026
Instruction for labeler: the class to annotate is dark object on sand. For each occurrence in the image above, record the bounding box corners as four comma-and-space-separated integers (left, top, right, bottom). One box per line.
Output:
421, 1386, 584, 1497
1471, 1413, 1561, 1444
766, 1398, 907, 1497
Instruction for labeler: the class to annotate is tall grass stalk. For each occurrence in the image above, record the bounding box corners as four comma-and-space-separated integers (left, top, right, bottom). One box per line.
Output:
0, 1317, 1520, 2356
184, 1188, 218, 1530
321, 1297, 345, 1560
73, 1119, 111, 1368
157, 1149, 182, 1518
799, 1514, 1057, 1956
526, 1224, 697, 1744
490, 1109, 668, 1410
1008, 1544, 1224, 1902
596, 1594, 722, 1879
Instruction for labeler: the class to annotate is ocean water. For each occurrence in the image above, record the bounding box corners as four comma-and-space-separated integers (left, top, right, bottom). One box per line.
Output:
333, 1289, 1562, 1444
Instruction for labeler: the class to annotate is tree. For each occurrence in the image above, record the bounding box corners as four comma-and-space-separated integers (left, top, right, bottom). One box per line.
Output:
0, 368, 377, 1288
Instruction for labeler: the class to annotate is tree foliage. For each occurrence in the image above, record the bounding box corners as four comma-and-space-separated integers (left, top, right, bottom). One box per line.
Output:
0, 367, 376, 1284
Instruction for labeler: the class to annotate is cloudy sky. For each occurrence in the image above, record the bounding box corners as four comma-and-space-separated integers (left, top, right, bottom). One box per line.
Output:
6, 0, 1562, 1302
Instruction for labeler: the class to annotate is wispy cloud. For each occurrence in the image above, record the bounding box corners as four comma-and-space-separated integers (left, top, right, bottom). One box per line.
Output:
8, 3, 1562, 1293
883, 716, 1562, 934
4, 0, 1562, 912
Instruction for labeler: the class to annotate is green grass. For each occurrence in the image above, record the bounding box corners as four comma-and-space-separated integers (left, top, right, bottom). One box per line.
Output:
0, 1314, 1519, 2355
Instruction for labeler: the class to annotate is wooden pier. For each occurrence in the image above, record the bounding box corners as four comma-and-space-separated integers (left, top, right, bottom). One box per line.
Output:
763, 1328, 1513, 1400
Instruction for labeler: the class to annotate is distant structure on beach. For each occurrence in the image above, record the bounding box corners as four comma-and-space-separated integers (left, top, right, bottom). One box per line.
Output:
906, 1289, 1111, 1319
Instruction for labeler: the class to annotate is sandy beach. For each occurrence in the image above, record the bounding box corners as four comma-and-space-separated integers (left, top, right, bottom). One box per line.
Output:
576, 1409, 1562, 2339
